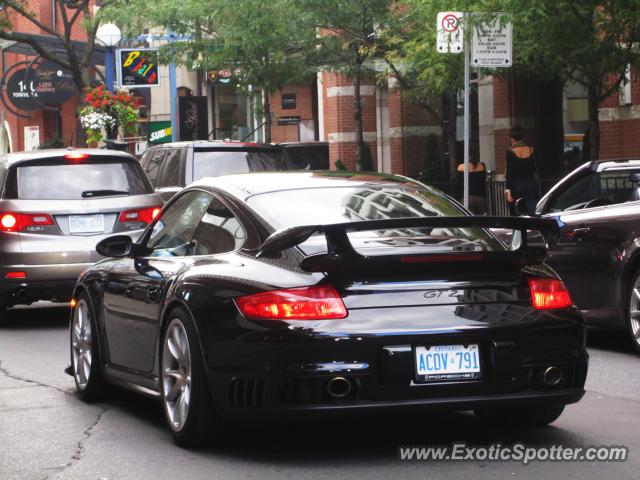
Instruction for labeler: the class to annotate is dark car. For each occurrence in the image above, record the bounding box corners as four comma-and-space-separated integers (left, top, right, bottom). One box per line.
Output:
0, 149, 162, 319
67, 172, 587, 446
503, 159, 640, 354
140, 141, 290, 202
279, 141, 329, 170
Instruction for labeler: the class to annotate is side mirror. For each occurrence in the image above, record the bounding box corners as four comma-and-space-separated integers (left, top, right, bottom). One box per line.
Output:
96, 235, 133, 258
630, 173, 640, 185
514, 197, 537, 216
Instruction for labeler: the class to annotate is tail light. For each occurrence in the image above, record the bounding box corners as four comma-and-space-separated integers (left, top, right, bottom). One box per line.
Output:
0, 212, 54, 232
119, 206, 161, 224
64, 152, 90, 161
528, 278, 573, 310
236, 285, 347, 320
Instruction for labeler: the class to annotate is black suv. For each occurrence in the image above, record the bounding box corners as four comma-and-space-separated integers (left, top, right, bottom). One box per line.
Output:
140, 141, 291, 201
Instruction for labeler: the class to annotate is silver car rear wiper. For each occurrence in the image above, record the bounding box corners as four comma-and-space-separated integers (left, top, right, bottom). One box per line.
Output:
81, 189, 130, 198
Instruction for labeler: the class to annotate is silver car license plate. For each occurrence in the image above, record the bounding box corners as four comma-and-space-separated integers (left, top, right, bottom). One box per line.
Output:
68, 214, 105, 234
415, 344, 480, 382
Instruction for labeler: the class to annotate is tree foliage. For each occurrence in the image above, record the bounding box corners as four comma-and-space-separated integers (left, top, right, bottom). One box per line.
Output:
104, 0, 317, 142
0, 0, 109, 90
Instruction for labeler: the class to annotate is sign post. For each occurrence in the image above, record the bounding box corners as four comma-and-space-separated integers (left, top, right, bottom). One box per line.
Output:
437, 12, 512, 211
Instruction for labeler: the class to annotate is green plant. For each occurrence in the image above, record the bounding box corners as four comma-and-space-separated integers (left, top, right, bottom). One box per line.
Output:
334, 159, 347, 170
358, 142, 375, 172
38, 137, 65, 149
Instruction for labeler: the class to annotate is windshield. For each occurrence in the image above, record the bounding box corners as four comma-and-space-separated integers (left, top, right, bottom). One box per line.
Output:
247, 186, 504, 254
193, 149, 288, 180
13, 159, 151, 200
547, 168, 640, 212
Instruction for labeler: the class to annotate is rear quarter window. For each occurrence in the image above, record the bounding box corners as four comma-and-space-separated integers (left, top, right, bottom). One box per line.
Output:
5, 156, 154, 200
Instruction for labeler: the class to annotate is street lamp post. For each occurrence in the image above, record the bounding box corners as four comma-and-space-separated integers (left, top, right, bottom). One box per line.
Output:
95, 24, 122, 92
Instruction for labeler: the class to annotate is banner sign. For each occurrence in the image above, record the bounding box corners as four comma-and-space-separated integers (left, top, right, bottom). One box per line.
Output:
178, 96, 209, 141
117, 48, 159, 87
206, 69, 234, 85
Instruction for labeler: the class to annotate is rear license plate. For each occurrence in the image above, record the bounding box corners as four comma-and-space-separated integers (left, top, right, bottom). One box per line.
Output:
415, 344, 480, 382
68, 214, 105, 234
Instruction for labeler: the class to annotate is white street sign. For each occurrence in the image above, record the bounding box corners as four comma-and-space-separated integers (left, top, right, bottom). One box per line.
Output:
471, 16, 512, 67
437, 12, 464, 53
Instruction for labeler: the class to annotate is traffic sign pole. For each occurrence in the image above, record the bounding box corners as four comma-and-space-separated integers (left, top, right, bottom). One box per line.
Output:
463, 31, 470, 210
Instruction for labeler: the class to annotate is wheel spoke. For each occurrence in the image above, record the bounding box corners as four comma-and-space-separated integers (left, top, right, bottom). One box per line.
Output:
165, 378, 183, 402
633, 288, 640, 302
177, 391, 189, 425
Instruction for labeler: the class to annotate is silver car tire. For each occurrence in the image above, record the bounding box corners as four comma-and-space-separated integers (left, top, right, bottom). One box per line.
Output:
160, 308, 217, 447
70, 294, 106, 401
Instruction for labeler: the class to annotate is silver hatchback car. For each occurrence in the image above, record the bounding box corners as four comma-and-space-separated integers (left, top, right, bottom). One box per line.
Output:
0, 149, 163, 318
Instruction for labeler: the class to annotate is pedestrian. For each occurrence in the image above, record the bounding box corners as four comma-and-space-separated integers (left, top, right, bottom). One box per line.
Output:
456, 154, 486, 214
504, 125, 540, 215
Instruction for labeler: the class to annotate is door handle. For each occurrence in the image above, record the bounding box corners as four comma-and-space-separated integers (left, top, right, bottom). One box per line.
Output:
147, 287, 160, 302
566, 227, 590, 239
572, 227, 590, 236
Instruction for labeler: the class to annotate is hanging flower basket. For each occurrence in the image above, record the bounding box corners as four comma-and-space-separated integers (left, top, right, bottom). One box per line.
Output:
78, 85, 141, 146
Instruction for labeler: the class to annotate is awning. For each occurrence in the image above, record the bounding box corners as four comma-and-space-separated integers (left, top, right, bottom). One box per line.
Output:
0, 34, 106, 66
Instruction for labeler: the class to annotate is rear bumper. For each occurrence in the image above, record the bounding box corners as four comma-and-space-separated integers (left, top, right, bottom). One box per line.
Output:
0, 263, 91, 306
202, 320, 589, 418
219, 388, 586, 420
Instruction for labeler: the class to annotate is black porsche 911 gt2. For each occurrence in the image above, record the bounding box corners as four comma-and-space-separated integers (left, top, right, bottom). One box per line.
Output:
67, 172, 588, 446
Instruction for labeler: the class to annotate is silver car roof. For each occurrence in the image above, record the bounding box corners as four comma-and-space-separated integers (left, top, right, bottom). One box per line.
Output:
0, 149, 136, 169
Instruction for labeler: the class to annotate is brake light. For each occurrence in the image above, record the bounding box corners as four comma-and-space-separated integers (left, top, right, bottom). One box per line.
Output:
119, 206, 161, 224
236, 285, 347, 320
64, 152, 89, 161
0, 213, 53, 232
528, 278, 573, 310
5, 271, 26, 279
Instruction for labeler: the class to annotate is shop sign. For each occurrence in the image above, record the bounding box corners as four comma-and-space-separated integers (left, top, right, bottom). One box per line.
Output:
148, 121, 172, 144
117, 48, 159, 87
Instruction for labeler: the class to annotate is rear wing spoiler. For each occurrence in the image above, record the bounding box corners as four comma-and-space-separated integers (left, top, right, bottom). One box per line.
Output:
256, 216, 562, 261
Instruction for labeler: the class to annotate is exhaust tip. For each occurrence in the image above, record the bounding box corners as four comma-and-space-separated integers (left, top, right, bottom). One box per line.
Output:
543, 366, 562, 386
326, 376, 352, 399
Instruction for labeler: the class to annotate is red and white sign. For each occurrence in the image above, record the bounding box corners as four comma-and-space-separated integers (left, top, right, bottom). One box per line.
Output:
437, 12, 464, 53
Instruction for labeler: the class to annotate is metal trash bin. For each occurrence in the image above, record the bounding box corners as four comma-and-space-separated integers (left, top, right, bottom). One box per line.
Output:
486, 171, 510, 216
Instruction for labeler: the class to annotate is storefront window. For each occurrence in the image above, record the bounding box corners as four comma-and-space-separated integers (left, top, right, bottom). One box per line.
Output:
211, 84, 255, 141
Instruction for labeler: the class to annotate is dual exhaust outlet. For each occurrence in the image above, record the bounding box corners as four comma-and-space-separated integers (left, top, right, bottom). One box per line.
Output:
325, 367, 562, 399
326, 376, 353, 399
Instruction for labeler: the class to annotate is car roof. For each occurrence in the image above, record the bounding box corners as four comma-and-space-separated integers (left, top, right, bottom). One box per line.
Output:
147, 140, 279, 150
0, 148, 136, 169
591, 159, 640, 172
190, 171, 429, 201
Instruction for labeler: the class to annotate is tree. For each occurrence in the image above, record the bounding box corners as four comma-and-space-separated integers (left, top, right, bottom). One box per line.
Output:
105, 0, 316, 142
303, 0, 398, 170
0, 0, 107, 90
502, 0, 640, 160
392, 0, 640, 161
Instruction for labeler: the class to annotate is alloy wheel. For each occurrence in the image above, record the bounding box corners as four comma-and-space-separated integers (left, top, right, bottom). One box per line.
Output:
630, 279, 640, 348
71, 299, 92, 390
162, 318, 192, 432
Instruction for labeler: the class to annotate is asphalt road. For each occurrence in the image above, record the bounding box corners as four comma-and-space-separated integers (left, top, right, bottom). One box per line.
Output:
1, 305, 638, 480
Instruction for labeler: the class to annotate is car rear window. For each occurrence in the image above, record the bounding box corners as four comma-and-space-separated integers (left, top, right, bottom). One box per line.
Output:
193, 148, 288, 180
247, 186, 504, 254
8, 157, 153, 200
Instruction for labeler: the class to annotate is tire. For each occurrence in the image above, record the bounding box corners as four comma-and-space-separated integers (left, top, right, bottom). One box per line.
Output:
626, 270, 640, 355
474, 404, 565, 428
70, 293, 108, 402
160, 307, 218, 447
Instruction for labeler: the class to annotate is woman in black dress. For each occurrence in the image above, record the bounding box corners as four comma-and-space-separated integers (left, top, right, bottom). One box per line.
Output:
456, 156, 486, 214
504, 125, 539, 215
